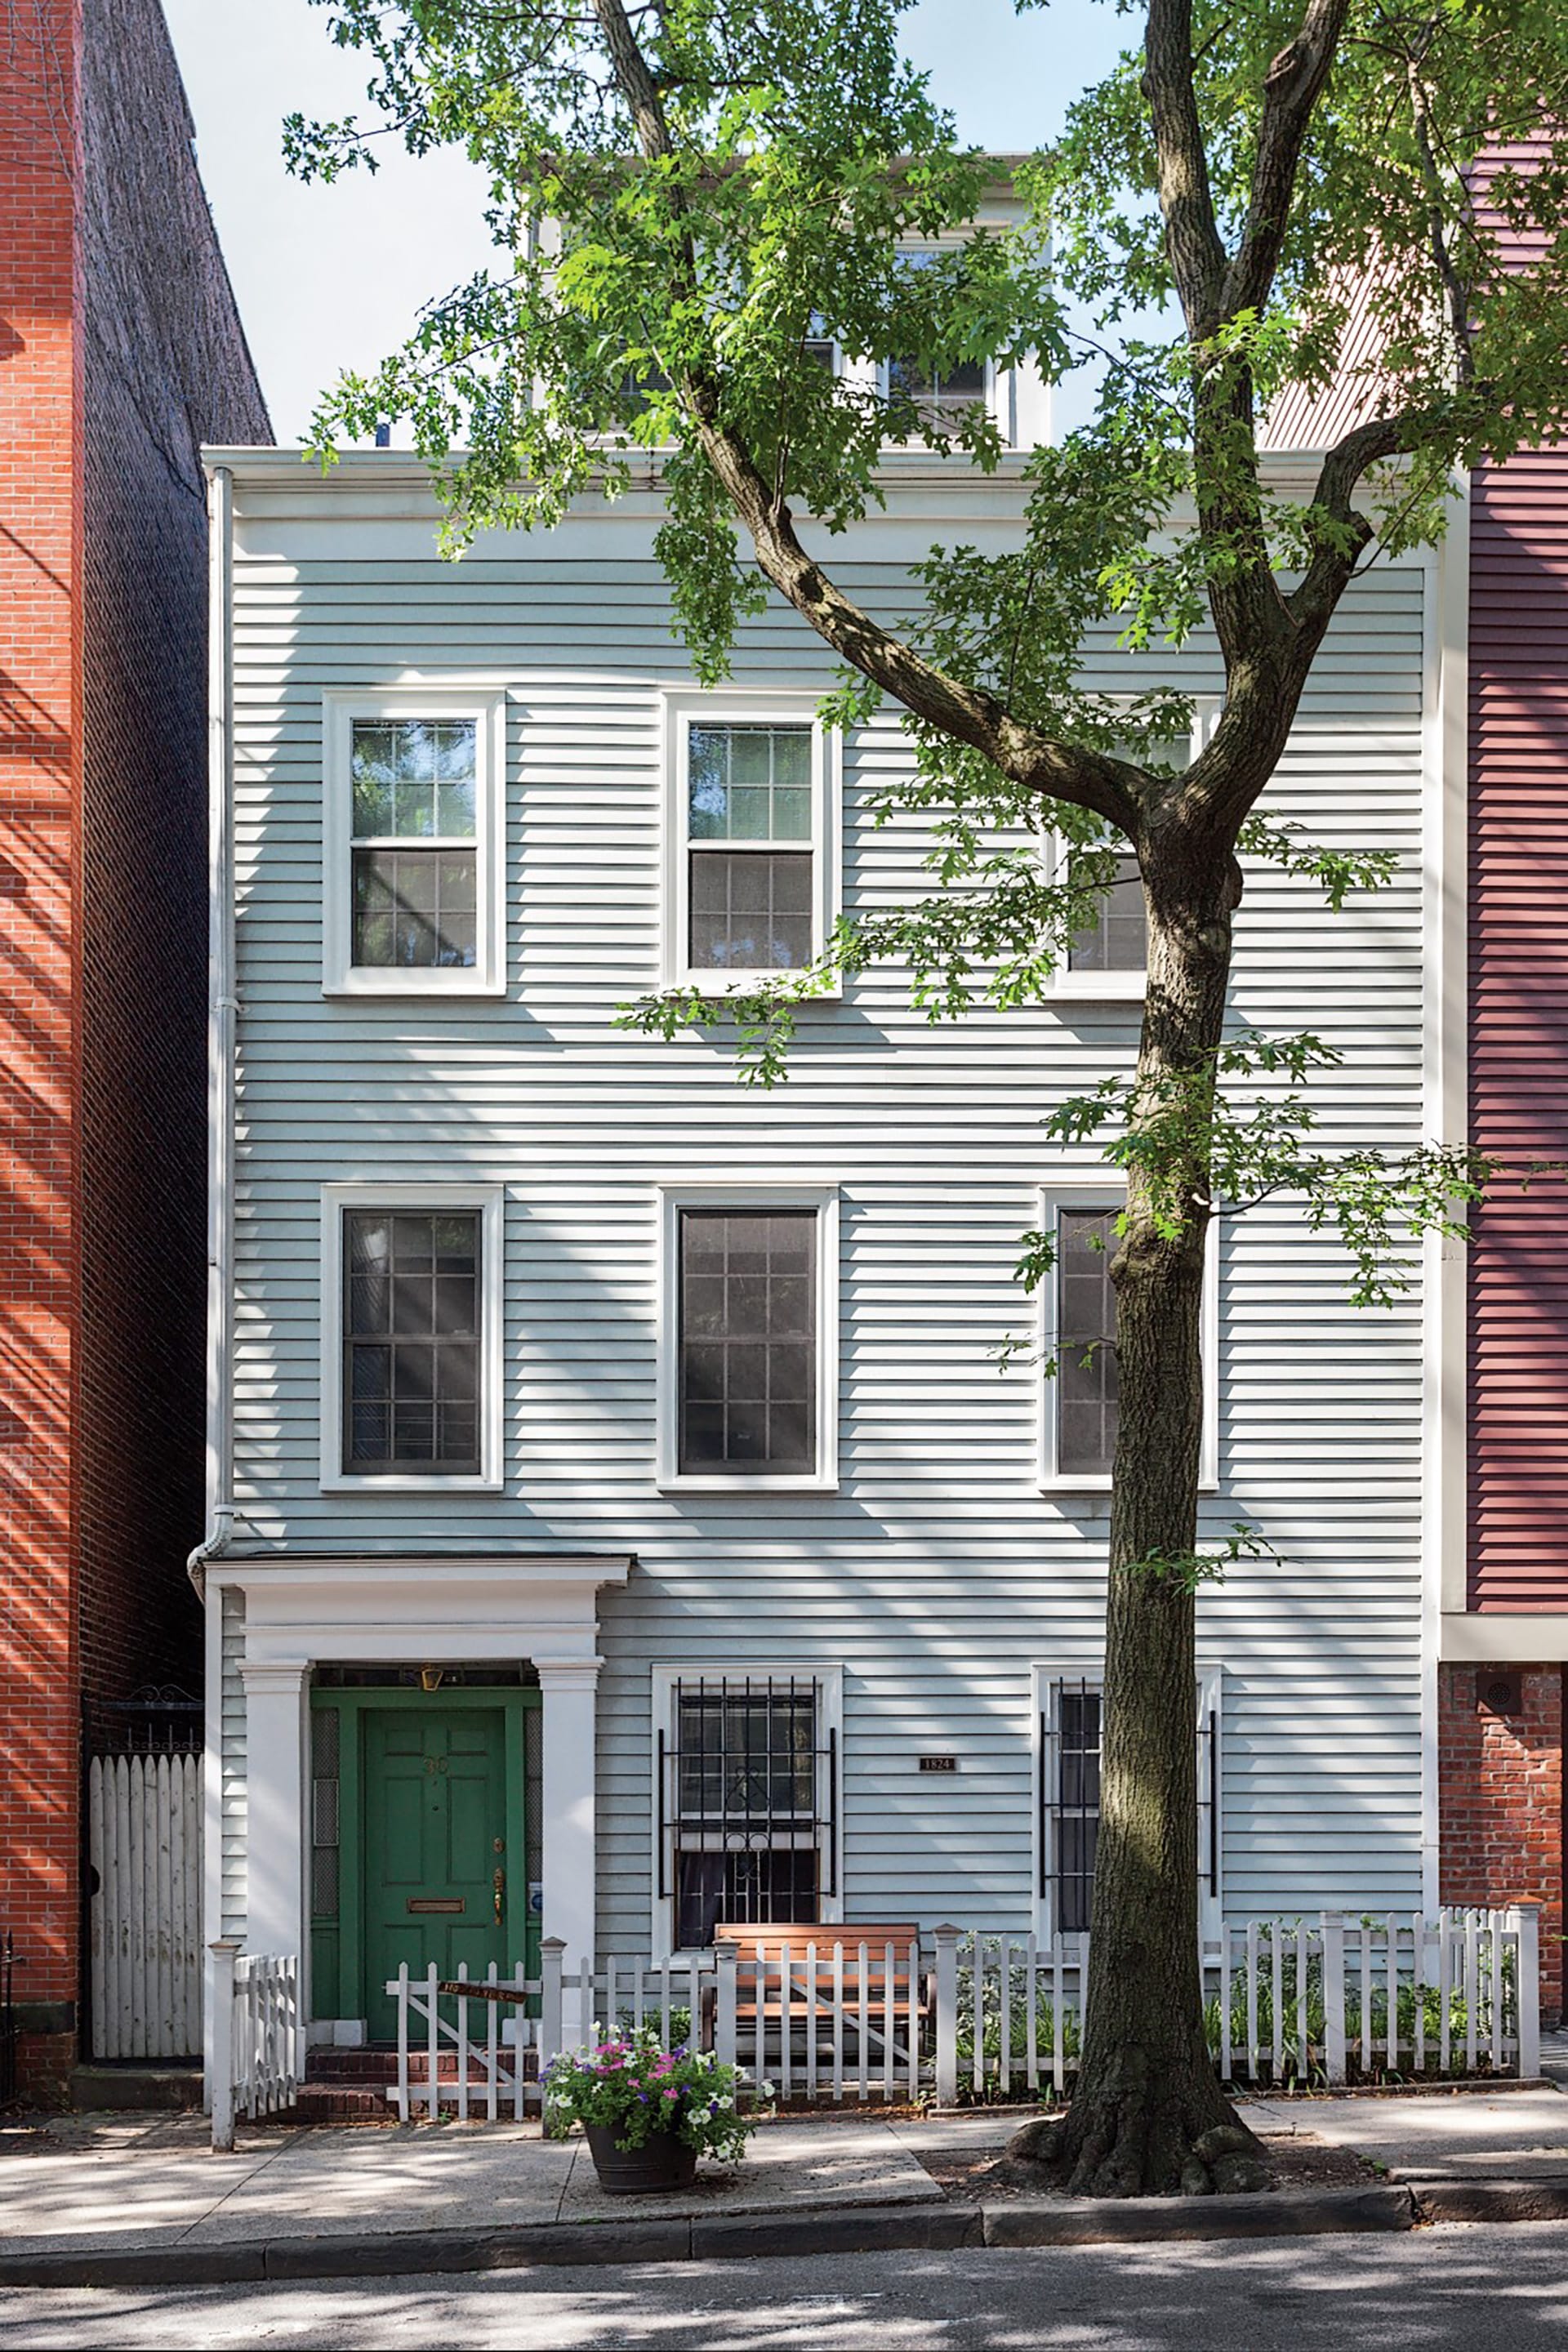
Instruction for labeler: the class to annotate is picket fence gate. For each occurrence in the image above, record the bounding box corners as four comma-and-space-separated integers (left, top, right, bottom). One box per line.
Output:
373, 1908, 1540, 2122
87, 1753, 202, 2060
209, 1940, 300, 2152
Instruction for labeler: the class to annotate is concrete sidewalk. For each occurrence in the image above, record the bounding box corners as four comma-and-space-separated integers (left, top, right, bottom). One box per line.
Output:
0, 2087, 1563, 2286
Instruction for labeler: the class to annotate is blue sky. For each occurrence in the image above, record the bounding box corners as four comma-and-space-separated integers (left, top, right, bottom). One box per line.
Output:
164, 0, 1127, 442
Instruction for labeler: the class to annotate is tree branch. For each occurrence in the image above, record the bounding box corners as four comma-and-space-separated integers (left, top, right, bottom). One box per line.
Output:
1222, 0, 1352, 321
1142, 0, 1227, 335
586, 0, 1147, 835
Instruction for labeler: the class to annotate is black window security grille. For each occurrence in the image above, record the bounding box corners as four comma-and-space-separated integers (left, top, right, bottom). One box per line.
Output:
678, 1210, 817, 1476
343, 1209, 481, 1474
660, 1677, 835, 1949
1067, 849, 1147, 973
686, 722, 814, 973
350, 719, 479, 971
1040, 1678, 1218, 1932
1056, 1208, 1118, 1477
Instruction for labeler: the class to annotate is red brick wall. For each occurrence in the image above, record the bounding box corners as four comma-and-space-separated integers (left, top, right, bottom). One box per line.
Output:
0, 0, 83, 2040
1438, 1664, 1564, 2025
0, 0, 267, 2094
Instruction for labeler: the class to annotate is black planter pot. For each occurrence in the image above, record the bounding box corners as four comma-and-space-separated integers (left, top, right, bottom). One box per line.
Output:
584, 2121, 699, 2194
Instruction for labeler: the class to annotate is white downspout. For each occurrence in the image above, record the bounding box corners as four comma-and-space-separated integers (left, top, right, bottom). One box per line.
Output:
188, 462, 237, 1597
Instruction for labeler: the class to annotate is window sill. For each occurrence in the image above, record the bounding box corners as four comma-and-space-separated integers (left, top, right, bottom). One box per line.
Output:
1038, 1477, 1220, 1498
320, 1472, 505, 1495
657, 1473, 840, 1497
662, 971, 843, 1002
323, 973, 507, 1000
1049, 973, 1147, 1004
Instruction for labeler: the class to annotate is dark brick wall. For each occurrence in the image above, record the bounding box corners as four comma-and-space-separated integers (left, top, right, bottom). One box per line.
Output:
0, 0, 268, 2093
74, 0, 268, 1737
1438, 1664, 1564, 2026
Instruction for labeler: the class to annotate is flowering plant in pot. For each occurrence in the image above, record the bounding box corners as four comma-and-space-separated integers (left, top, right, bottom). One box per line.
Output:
543, 2030, 766, 2194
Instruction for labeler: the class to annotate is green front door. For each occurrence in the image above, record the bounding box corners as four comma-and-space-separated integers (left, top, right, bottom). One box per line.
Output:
363, 1706, 510, 2038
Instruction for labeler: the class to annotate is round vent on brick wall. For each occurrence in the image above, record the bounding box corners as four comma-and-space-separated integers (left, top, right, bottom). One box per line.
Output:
1481, 1673, 1523, 1717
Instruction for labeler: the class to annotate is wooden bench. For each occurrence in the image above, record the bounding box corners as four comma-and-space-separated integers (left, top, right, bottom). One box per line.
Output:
705, 1922, 930, 2073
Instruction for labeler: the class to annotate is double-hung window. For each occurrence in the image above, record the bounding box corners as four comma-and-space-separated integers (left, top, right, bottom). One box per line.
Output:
320, 1184, 504, 1490
1039, 1185, 1218, 1492
662, 692, 840, 991
657, 1186, 839, 1490
323, 690, 506, 995
1035, 1665, 1223, 1941
653, 1668, 842, 1953
1051, 706, 1220, 1001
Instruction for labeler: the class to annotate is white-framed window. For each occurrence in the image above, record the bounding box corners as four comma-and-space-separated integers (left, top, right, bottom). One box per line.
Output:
1038, 1183, 1219, 1493
1049, 703, 1221, 1002
1032, 1663, 1223, 1944
661, 690, 841, 992
322, 688, 507, 996
650, 1664, 844, 1958
318, 1183, 505, 1492
656, 1183, 840, 1492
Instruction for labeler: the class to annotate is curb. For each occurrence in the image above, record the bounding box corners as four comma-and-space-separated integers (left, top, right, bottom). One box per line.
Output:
983, 2185, 1416, 2247
1410, 2178, 1568, 2226
0, 2187, 1413, 2288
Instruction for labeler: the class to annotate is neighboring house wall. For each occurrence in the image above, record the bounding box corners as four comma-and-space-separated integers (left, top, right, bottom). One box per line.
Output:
1440, 447, 1568, 2017
208, 452, 1443, 2007
0, 0, 268, 2099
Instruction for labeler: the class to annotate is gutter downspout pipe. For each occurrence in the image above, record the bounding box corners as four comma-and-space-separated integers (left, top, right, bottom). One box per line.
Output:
188, 462, 236, 1597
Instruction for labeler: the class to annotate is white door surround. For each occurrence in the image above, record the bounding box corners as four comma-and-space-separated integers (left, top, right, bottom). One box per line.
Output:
203, 1552, 630, 2075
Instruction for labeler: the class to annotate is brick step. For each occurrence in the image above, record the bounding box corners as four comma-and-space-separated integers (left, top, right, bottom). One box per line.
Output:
291, 2082, 394, 2123
305, 2048, 399, 2082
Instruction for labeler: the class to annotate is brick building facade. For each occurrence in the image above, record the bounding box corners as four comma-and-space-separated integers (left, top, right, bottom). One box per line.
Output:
0, 0, 268, 2100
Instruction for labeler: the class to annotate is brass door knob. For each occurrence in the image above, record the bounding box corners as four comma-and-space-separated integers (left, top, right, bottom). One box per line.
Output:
493, 1865, 506, 1924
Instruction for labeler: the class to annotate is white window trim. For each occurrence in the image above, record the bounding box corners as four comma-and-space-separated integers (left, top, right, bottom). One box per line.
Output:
649, 1662, 844, 1962
1049, 700, 1222, 1003
660, 688, 842, 996
656, 1181, 840, 1493
1031, 1660, 1223, 1945
321, 686, 507, 998
318, 1182, 505, 1493
1037, 1180, 1219, 1494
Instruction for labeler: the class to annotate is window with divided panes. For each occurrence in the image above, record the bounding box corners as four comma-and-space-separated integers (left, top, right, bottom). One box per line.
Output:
350, 718, 479, 970
1040, 1676, 1219, 1936
1067, 848, 1147, 974
662, 1677, 835, 1949
1055, 1206, 1119, 1478
686, 722, 814, 972
342, 1209, 482, 1474
678, 1209, 817, 1476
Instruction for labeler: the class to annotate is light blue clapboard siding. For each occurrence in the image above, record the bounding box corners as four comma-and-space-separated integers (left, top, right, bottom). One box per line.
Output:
220, 463, 1432, 1943
220, 1588, 247, 1938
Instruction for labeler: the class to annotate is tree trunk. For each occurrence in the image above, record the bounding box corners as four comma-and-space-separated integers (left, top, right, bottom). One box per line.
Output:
1056, 840, 1260, 2196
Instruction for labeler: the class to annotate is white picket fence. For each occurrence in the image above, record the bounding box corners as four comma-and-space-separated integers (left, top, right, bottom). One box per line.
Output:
951, 1908, 1542, 2101
379, 1908, 1541, 2120
87, 1753, 202, 2060
209, 1940, 300, 2151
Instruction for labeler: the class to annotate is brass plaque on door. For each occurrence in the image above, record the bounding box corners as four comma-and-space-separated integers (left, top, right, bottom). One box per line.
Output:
407, 1897, 466, 1914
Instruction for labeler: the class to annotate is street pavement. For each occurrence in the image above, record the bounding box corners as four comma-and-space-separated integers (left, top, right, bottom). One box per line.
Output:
1, 2223, 1567, 2348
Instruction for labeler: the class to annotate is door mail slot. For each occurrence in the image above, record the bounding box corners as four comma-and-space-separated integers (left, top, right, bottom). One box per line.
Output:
407, 1897, 466, 1914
